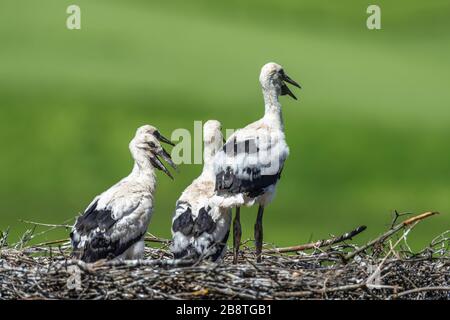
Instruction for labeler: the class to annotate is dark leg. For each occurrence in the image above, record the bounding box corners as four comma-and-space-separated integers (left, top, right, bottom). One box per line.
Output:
254, 205, 264, 263
233, 207, 241, 264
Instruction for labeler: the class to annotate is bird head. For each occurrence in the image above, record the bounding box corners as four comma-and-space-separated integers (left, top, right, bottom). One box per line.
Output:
259, 62, 301, 100
131, 125, 177, 179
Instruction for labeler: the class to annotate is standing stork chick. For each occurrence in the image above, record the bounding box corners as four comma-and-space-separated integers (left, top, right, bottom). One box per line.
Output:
70, 125, 176, 263
212, 62, 301, 263
171, 120, 232, 262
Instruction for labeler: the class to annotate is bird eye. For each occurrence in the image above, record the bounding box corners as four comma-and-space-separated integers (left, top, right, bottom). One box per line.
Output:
148, 142, 156, 148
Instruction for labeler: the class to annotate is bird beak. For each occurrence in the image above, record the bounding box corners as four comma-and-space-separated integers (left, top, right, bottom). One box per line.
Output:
150, 147, 178, 179
281, 73, 301, 100
283, 74, 301, 89
154, 131, 175, 146
150, 156, 173, 180
159, 147, 178, 171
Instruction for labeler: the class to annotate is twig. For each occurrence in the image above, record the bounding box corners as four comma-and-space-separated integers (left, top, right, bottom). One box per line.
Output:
274, 291, 313, 298
312, 283, 365, 293
390, 210, 413, 228
344, 212, 439, 262
144, 236, 171, 244
366, 226, 414, 286
19, 220, 72, 229
403, 211, 439, 225
264, 225, 367, 254
102, 258, 195, 268
30, 239, 70, 248
392, 286, 450, 298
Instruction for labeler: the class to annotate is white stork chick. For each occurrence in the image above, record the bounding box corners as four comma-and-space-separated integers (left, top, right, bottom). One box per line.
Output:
70, 125, 176, 263
212, 62, 301, 263
171, 120, 232, 262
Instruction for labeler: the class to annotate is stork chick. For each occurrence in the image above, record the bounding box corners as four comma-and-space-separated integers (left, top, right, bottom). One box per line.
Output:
212, 62, 301, 263
171, 120, 232, 262
70, 125, 176, 263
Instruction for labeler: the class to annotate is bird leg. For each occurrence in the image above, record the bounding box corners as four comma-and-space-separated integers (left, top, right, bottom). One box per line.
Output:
233, 207, 241, 264
254, 205, 264, 262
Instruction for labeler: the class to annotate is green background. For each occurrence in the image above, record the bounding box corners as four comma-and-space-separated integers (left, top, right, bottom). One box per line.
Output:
1, 0, 449, 249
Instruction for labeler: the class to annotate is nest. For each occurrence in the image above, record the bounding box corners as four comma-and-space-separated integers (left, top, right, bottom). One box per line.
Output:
0, 212, 448, 300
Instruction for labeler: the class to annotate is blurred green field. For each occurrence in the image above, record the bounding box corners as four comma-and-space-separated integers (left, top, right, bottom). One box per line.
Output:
0, 0, 449, 249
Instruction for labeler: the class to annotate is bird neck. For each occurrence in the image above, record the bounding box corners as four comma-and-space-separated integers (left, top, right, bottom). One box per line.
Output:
201, 146, 217, 177
201, 163, 215, 179
130, 157, 156, 184
262, 87, 284, 130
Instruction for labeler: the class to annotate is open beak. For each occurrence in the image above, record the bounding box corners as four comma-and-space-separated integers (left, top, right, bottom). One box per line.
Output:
149, 156, 172, 179
154, 131, 175, 146
150, 147, 178, 179
281, 73, 301, 100
159, 147, 177, 171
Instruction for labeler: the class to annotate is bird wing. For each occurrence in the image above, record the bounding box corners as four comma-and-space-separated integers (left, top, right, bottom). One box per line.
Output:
70, 190, 149, 262
171, 200, 195, 237
191, 206, 231, 261
171, 179, 232, 262
214, 125, 288, 197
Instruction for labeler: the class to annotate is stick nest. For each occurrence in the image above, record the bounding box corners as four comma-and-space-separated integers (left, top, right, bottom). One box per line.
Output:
0, 213, 449, 300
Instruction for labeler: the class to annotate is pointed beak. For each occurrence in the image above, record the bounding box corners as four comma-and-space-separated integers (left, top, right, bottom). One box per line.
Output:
149, 147, 177, 180
158, 147, 178, 171
149, 155, 173, 179
281, 73, 301, 100
154, 131, 175, 146
283, 74, 301, 89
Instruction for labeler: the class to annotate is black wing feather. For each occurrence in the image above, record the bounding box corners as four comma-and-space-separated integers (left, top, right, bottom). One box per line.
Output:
172, 201, 195, 236
192, 207, 216, 236
79, 231, 144, 263
215, 166, 282, 197
71, 199, 143, 262
171, 204, 228, 262
74, 199, 116, 234
216, 136, 282, 197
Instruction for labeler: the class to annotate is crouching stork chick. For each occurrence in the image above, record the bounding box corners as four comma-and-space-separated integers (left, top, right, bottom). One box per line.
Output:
212, 62, 301, 263
70, 125, 176, 263
171, 120, 232, 262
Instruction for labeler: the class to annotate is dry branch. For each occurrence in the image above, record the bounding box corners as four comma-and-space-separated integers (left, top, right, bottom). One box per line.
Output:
391, 286, 450, 299
264, 225, 366, 254
18, 219, 72, 229
343, 211, 439, 262
144, 235, 171, 244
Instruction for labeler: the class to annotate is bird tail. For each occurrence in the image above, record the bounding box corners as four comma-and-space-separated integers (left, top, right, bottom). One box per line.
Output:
171, 206, 232, 263
197, 230, 230, 262
170, 234, 197, 260
171, 231, 230, 263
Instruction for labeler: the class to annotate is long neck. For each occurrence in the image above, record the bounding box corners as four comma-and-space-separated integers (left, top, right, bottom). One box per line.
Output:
262, 86, 284, 130
202, 145, 217, 177
130, 155, 156, 186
